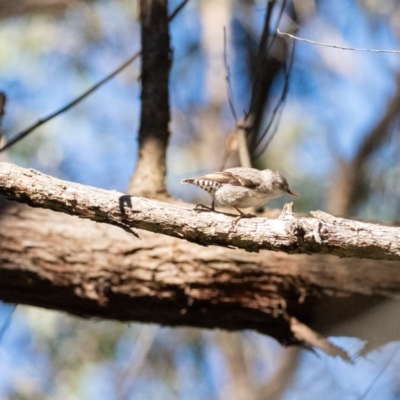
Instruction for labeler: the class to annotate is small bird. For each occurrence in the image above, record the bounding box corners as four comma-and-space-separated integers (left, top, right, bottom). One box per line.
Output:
182, 167, 297, 218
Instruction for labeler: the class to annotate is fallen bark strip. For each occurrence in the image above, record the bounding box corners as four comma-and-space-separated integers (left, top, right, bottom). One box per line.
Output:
1, 161, 400, 260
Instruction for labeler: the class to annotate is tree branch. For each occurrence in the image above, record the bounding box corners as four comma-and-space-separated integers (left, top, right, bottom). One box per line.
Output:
3, 198, 400, 359
1, 162, 400, 261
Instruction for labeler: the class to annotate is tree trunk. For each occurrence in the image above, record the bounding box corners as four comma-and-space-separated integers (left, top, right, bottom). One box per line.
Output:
128, 0, 171, 197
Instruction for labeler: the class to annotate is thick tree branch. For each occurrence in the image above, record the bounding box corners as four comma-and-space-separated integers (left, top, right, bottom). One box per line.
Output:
1, 162, 400, 261
2, 199, 400, 358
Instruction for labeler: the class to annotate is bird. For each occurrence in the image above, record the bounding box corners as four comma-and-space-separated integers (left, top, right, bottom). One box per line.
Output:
181, 167, 297, 218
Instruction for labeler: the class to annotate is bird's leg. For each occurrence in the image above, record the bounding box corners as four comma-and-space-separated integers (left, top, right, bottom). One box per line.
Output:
231, 207, 256, 225
194, 200, 216, 212
233, 207, 256, 218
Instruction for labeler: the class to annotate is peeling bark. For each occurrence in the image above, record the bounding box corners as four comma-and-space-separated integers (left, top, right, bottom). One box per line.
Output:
1, 162, 400, 261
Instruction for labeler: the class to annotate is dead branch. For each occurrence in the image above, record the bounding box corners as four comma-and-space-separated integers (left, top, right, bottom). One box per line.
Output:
1, 162, 400, 261
278, 29, 400, 54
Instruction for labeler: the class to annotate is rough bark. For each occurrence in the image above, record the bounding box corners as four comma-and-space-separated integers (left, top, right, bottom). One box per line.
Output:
1, 162, 400, 261
128, 0, 171, 197
1, 198, 399, 356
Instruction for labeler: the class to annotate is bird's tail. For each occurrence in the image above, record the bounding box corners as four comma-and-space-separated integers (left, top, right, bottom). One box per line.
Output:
181, 178, 195, 184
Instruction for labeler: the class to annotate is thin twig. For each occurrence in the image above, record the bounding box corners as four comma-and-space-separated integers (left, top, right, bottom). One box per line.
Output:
223, 27, 238, 123
244, 0, 274, 157
0, 0, 190, 153
0, 52, 141, 153
265, 0, 287, 54
168, 0, 189, 22
278, 28, 400, 53
249, 0, 288, 156
254, 40, 295, 158
220, 26, 240, 170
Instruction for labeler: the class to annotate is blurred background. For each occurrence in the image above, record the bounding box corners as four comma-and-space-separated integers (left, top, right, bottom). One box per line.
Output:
1, 0, 400, 398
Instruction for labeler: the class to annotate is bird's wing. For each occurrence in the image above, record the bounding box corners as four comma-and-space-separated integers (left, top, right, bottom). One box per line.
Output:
182, 172, 233, 185
197, 170, 259, 188
182, 169, 261, 188
222, 168, 262, 188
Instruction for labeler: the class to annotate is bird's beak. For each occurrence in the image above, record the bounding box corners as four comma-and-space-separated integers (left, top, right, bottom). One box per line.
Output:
287, 189, 298, 196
